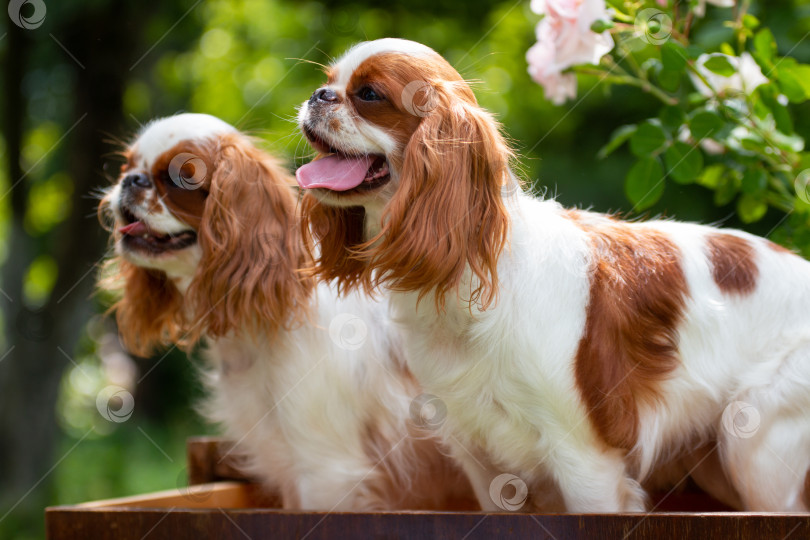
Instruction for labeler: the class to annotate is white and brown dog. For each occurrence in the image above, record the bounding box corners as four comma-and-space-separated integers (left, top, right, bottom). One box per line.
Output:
98, 113, 473, 511
296, 38, 810, 512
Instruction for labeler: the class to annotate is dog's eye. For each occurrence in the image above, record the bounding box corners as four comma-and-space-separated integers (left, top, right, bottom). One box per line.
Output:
357, 86, 382, 102
157, 169, 178, 188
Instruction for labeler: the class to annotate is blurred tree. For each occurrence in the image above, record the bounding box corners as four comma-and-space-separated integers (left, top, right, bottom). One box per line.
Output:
0, 0, 145, 530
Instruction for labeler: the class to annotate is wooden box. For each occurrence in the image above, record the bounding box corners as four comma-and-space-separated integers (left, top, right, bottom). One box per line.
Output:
45, 437, 810, 539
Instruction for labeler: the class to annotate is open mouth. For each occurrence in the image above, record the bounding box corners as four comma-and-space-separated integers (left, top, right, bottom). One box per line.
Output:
117, 206, 197, 255
297, 126, 391, 194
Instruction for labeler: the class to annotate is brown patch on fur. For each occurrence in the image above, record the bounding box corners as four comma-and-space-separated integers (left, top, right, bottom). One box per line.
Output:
358, 365, 477, 510
574, 221, 688, 451
645, 442, 742, 510
803, 469, 810, 510
187, 132, 315, 342
100, 260, 186, 357
301, 200, 367, 292
706, 234, 758, 295
358, 419, 478, 510
302, 52, 512, 309
150, 139, 215, 229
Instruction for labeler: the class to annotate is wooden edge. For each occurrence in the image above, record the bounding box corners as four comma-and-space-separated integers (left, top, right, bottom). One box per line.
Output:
44, 509, 810, 540
60, 481, 264, 510
186, 436, 250, 485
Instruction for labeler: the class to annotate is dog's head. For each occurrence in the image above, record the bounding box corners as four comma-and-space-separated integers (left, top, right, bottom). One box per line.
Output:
296, 39, 513, 308
100, 113, 311, 355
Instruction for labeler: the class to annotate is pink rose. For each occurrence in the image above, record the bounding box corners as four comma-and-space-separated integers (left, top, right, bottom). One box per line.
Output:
527, 40, 577, 104
527, 0, 614, 104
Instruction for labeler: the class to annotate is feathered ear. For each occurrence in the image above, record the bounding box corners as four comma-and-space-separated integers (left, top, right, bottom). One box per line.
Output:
189, 133, 313, 340
367, 88, 512, 310
99, 259, 186, 357
300, 195, 367, 293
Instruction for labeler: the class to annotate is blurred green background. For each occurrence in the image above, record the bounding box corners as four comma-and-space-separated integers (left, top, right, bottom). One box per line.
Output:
1, 0, 809, 538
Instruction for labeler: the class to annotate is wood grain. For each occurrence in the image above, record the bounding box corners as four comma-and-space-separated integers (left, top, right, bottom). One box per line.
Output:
45, 508, 810, 540
46, 437, 806, 539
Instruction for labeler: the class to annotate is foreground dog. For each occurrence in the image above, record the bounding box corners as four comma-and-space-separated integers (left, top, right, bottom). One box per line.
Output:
98, 113, 473, 510
296, 38, 810, 512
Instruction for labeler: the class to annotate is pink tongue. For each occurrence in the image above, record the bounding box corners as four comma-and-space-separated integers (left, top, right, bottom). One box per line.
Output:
296, 154, 372, 191
118, 221, 148, 236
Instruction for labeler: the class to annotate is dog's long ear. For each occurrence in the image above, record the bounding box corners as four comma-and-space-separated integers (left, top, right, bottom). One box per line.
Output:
189, 133, 313, 340
300, 195, 367, 294
97, 188, 187, 356
99, 259, 186, 357
367, 86, 512, 309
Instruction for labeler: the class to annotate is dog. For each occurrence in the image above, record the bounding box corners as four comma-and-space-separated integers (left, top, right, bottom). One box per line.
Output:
296, 38, 810, 512
98, 112, 474, 511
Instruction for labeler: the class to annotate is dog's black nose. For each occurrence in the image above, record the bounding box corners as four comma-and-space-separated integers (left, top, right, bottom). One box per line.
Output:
310, 88, 338, 104
122, 172, 151, 189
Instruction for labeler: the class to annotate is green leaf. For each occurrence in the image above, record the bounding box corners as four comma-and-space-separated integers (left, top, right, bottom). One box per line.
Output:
777, 62, 810, 103
697, 164, 726, 188
742, 14, 760, 29
714, 170, 741, 206
741, 169, 767, 195
758, 85, 793, 134
703, 55, 736, 77
630, 121, 668, 157
664, 142, 704, 184
737, 194, 768, 223
661, 41, 688, 73
689, 110, 724, 140
777, 70, 806, 103
719, 43, 736, 57
752, 28, 776, 68
660, 105, 686, 130
625, 157, 665, 210
597, 124, 637, 159
657, 69, 681, 92
590, 19, 614, 33
685, 44, 703, 60
798, 153, 810, 171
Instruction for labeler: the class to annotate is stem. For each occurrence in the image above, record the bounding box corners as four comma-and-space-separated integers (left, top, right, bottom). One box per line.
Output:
735, 0, 752, 53
684, 11, 695, 39
572, 65, 678, 105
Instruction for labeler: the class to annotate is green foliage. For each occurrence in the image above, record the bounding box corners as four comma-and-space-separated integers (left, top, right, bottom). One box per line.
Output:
626, 157, 665, 209
571, 0, 810, 245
